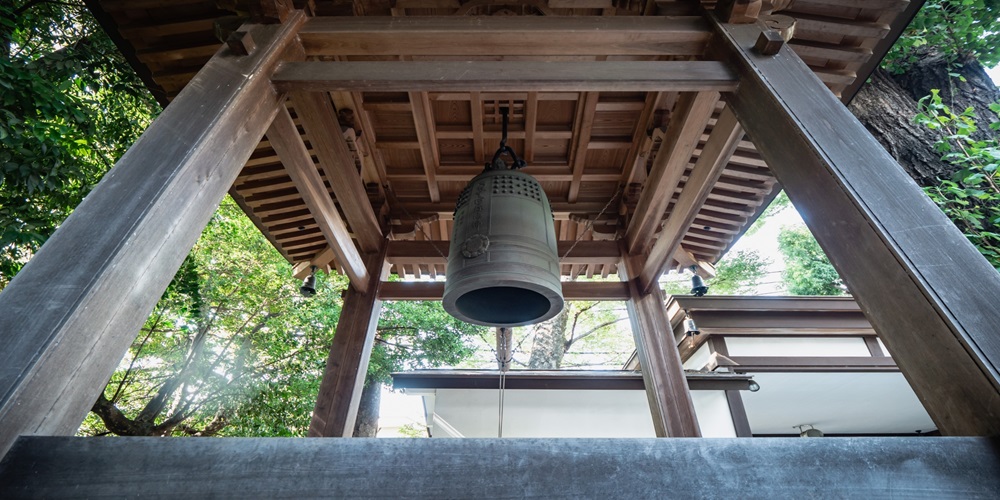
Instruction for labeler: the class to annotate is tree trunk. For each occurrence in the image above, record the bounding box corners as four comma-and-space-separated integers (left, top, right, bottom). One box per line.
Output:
528, 307, 570, 369
849, 49, 1000, 187
352, 380, 381, 437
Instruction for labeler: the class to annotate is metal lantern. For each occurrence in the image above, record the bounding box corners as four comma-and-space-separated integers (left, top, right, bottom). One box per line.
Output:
443, 109, 564, 327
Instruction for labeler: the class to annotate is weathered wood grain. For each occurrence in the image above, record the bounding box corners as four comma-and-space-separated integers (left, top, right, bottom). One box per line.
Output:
298, 16, 712, 56
621, 250, 701, 437
271, 61, 738, 93
3, 436, 998, 497
640, 107, 744, 290
626, 91, 719, 256
309, 243, 388, 437
290, 91, 383, 253
714, 18, 1000, 435
0, 13, 305, 458
266, 107, 369, 290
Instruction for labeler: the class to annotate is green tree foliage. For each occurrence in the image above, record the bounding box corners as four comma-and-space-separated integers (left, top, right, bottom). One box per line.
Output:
777, 225, 845, 296
886, 0, 1000, 71
79, 198, 483, 437
0, 1, 159, 286
917, 90, 1000, 269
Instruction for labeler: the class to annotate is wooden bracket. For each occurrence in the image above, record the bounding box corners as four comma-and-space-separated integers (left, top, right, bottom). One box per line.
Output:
226, 31, 256, 56
753, 30, 784, 56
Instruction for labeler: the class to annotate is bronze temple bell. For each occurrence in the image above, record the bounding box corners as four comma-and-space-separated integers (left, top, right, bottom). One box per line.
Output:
443, 109, 564, 327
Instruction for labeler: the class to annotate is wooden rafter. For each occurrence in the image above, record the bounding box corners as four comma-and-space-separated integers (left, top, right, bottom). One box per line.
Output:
568, 92, 601, 202
640, 107, 744, 290
267, 106, 369, 291
409, 91, 441, 203
625, 91, 719, 255
290, 91, 383, 252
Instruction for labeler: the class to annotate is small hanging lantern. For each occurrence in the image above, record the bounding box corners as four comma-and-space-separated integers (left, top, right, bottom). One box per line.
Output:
443, 108, 564, 327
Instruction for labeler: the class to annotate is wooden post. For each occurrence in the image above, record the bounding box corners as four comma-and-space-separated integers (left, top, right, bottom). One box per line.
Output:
0, 13, 305, 458
713, 18, 1000, 435
309, 242, 389, 437
621, 250, 701, 437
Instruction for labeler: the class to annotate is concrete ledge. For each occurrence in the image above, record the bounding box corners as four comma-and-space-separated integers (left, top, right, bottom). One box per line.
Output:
1, 436, 998, 498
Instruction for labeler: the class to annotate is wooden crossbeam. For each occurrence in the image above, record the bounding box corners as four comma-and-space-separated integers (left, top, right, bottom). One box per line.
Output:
640, 108, 744, 291
272, 61, 738, 93
384, 240, 619, 265
267, 107, 369, 291
297, 16, 711, 56
290, 91, 382, 253
625, 91, 719, 255
378, 281, 630, 301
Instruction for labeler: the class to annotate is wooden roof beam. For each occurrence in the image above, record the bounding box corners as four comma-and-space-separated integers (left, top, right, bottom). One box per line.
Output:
298, 16, 711, 57
639, 107, 744, 291
272, 61, 738, 93
385, 240, 619, 266
409, 92, 441, 203
625, 91, 719, 256
568, 92, 601, 202
378, 281, 630, 301
290, 91, 383, 253
267, 107, 369, 291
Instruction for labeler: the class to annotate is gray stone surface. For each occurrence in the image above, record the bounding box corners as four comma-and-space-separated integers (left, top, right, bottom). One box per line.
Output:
1, 436, 999, 498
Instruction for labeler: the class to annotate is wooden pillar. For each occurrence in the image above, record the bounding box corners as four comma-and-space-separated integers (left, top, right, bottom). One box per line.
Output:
0, 13, 305, 457
309, 242, 389, 437
621, 251, 701, 437
713, 17, 1000, 435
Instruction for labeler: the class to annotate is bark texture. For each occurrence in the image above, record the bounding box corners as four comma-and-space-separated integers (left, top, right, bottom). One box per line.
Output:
352, 380, 381, 437
528, 309, 569, 369
849, 49, 1000, 187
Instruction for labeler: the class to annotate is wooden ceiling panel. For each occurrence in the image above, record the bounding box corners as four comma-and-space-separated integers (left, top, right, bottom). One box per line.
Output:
86, 0, 917, 276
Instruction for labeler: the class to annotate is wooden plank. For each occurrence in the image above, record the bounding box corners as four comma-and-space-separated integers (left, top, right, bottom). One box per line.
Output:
568, 92, 601, 202
409, 92, 441, 203
272, 61, 738, 93
715, 19, 1000, 435
266, 107, 369, 291
290, 91, 383, 253
621, 251, 701, 437
377, 281, 630, 301
5, 436, 1000, 497
470, 91, 484, 164
721, 356, 899, 372
309, 243, 389, 437
298, 16, 711, 56
625, 91, 719, 255
640, 108, 744, 291
0, 14, 305, 458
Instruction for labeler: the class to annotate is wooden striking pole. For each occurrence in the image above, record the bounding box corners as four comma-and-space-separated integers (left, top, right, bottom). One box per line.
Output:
621, 249, 701, 437
309, 242, 389, 437
714, 17, 1000, 435
0, 13, 305, 457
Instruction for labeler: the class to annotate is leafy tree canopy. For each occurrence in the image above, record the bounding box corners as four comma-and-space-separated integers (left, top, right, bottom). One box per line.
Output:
777, 225, 845, 296
79, 197, 484, 437
886, 0, 1000, 71
0, 0, 160, 286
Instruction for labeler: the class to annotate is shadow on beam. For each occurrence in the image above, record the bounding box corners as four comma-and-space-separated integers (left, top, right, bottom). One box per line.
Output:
2, 436, 998, 497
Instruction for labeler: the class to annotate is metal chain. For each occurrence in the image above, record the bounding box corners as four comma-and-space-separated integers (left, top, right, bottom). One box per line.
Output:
560, 186, 623, 260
